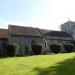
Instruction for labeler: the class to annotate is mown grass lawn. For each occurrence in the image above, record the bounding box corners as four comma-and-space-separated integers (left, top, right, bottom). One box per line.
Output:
0, 53, 75, 75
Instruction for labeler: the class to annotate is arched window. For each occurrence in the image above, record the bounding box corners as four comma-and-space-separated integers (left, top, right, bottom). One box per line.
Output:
25, 45, 28, 55
45, 42, 46, 47
31, 39, 36, 45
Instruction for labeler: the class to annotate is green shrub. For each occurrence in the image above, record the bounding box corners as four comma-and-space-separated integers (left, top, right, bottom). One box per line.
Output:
50, 44, 61, 54
6, 44, 18, 57
31, 44, 42, 55
64, 45, 73, 53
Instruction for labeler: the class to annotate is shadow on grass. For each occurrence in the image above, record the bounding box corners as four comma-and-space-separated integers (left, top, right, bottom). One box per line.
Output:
0, 57, 7, 59
33, 57, 75, 75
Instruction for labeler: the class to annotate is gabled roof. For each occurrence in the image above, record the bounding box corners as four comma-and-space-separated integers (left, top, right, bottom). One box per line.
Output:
39, 29, 51, 36
39, 29, 72, 38
45, 31, 72, 37
0, 29, 8, 38
9, 25, 42, 37
8, 25, 72, 38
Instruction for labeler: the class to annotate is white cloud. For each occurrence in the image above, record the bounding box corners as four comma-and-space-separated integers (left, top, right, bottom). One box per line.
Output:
39, 0, 75, 30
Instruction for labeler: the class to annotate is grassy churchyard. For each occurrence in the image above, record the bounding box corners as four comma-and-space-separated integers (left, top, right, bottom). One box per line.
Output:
0, 53, 75, 75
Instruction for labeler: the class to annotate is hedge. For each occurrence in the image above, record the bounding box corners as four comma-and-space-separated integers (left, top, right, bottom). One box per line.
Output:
50, 44, 61, 54
31, 44, 42, 55
6, 44, 18, 57
64, 45, 73, 53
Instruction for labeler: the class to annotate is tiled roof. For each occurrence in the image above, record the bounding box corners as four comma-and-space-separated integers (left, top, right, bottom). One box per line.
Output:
9, 25, 72, 38
0, 29, 8, 38
39, 29, 51, 36
39, 29, 72, 37
45, 31, 72, 37
9, 25, 42, 37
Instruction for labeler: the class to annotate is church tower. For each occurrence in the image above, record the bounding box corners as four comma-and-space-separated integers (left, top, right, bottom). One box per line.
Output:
61, 20, 75, 39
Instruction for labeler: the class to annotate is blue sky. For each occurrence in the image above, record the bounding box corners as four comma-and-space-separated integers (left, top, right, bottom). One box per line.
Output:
0, 0, 47, 21
0, 0, 49, 29
0, 0, 75, 30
